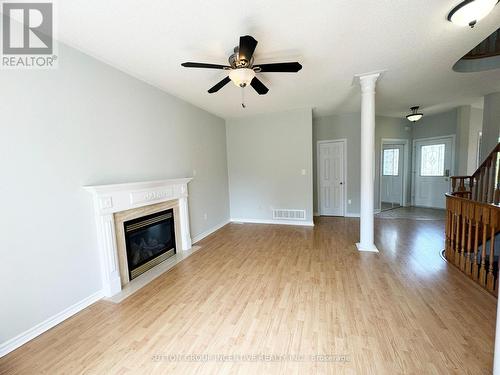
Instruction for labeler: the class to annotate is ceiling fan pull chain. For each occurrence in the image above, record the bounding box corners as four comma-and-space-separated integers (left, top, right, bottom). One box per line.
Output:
241, 87, 246, 108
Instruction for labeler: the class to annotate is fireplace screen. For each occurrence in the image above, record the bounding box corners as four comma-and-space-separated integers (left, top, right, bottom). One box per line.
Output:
124, 209, 176, 280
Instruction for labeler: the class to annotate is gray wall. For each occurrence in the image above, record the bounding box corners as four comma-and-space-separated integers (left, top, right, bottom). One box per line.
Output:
0, 43, 230, 345
481, 92, 500, 162
313, 114, 361, 215
467, 107, 483, 174
226, 108, 313, 223
411, 109, 458, 140
457, 106, 472, 176
313, 114, 411, 215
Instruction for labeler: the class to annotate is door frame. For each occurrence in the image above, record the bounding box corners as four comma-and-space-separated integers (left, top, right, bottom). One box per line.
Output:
379, 138, 409, 209
411, 134, 456, 206
317, 139, 347, 217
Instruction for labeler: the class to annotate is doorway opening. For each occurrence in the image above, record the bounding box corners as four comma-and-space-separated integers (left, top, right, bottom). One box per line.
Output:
379, 139, 409, 212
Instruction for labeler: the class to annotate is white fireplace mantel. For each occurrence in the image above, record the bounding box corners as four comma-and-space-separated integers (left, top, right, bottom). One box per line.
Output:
84, 178, 193, 297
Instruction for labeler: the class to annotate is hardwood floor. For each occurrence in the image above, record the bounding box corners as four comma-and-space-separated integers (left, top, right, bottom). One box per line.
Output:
0, 216, 496, 374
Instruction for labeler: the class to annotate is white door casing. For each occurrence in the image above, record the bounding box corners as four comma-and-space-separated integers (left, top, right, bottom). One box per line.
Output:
413, 136, 454, 209
317, 140, 346, 216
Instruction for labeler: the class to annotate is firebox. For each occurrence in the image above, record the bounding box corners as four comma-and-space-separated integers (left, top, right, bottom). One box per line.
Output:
124, 209, 176, 280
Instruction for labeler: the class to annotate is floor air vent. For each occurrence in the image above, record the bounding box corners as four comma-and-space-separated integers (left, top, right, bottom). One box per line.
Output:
272, 209, 306, 221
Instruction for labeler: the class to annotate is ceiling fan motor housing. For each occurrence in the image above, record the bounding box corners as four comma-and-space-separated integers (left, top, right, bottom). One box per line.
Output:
229, 47, 254, 69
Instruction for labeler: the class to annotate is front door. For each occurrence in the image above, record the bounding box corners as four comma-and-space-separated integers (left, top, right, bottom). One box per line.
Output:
318, 141, 345, 216
414, 137, 453, 209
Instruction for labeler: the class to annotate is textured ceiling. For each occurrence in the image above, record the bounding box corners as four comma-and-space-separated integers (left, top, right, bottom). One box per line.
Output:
55, 0, 500, 119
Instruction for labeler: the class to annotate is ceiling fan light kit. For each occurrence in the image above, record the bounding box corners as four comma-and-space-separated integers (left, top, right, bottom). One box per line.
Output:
447, 0, 498, 28
229, 68, 255, 87
406, 106, 424, 122
181, 35, 302, 108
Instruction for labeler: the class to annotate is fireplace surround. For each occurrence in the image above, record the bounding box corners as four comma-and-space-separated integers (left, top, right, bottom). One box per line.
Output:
84, 178, 192, 297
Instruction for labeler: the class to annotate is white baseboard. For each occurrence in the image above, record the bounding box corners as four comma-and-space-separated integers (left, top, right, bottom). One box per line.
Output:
345, 209, 381, 218
230, 218, 314, 227
345, 213, 360, 218
0, 290, 103, 358
191, 219, 230, 244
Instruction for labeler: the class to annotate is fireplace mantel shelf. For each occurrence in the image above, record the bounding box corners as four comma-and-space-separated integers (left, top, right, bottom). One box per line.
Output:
84, 178, 192, 195
84, 177, 193, 297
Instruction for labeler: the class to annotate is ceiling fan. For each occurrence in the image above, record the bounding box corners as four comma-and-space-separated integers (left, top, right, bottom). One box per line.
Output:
181, 35, 302, 101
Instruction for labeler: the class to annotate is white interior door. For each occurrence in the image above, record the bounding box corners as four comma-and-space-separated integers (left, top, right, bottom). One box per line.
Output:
381, 145, 403, 207
414, 137, 453, 209
318, 141, 345, 216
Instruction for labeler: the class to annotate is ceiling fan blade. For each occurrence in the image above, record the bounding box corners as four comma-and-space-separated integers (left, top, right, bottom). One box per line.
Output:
250, 77, 269, 95
254, 62, 302, 72
182, 62, 230, 69
239, 35, 258, 63
208, 76, 231, 93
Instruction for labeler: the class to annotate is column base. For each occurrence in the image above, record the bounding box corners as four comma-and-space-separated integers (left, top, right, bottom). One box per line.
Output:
356, 242, 379, 253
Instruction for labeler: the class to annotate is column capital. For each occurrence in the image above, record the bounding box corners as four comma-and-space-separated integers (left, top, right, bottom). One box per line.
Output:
353, 70, 385, 92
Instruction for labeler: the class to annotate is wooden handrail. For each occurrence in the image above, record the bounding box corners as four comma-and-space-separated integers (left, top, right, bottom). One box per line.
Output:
450, 142, 500, 205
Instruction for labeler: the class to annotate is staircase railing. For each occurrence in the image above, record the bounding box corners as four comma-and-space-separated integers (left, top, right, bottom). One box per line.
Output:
450, 142, 500, 204
446, 142, 500, 296
462, 28, 500, 60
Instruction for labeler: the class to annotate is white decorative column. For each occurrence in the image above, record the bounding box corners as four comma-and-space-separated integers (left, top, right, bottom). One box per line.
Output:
355, 72, 382, 252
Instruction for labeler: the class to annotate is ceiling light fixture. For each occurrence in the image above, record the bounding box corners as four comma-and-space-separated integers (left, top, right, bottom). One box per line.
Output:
406, 106, 424, 122
228, 68, 255, 87
448, 0, 499, 28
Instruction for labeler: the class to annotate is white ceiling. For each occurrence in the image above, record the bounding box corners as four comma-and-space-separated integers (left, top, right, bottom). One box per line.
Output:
56, 0, 500, 119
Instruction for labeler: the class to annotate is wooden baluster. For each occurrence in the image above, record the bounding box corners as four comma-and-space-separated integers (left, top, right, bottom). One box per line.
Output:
451, 178, 457, 193
496, 154, 500, 204
473, 176, 478, 201
445, 198, 451, 259
476, 176, 481, 201
483, 160, 490, 203
479, 207, 489, 286
489, 156, 496, 203
470, 177, 474, 200
478, 168, 484, 202
448, 201, 455, 262
454, 201, 462, 267
487, 209, 497, 292
497, 205, 500, 294
465, 202, 473, 275
460, 203, 467, 271
472, 205, 480, 281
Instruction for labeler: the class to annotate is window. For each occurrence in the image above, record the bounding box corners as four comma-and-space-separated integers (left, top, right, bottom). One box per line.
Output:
383, 148, 399, 176
420, 144, 445, 176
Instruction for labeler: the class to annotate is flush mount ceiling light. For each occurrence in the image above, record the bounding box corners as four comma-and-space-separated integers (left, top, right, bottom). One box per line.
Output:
448, 0, 499, 28
228, 68, 256, 87
406, 106, 424, 122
